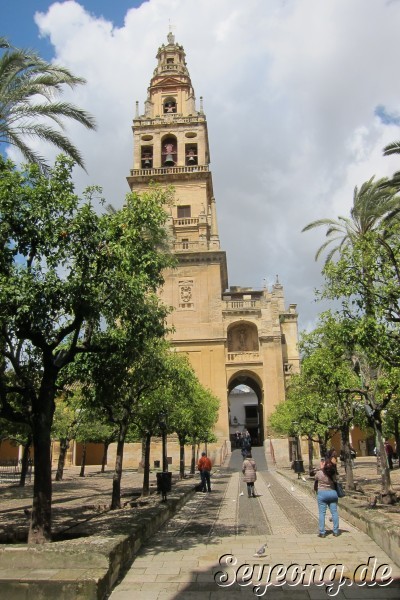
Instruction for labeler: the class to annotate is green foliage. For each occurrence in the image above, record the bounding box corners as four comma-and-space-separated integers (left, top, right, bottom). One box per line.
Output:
0, 155, 175, 536
0, 38, 96, 172
322, 224, 400, 368
269, 312, 362, 439
0, 156, 174, 411
302, 176, 399, 263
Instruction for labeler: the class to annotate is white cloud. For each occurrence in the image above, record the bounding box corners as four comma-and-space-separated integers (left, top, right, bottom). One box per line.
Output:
8, 0, 400, 331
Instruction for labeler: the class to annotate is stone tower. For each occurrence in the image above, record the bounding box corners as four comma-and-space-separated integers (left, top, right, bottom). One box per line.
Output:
127, 33, 300, 460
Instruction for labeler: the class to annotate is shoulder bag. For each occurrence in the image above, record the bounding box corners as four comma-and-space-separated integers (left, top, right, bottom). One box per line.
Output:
335, 481, 346, 498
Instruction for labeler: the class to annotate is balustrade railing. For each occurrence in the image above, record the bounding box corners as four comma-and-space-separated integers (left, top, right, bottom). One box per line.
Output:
134, 115, 205, 126
224, 300, 260, 310
174, 217, 199, 227
130, 165, 209, 177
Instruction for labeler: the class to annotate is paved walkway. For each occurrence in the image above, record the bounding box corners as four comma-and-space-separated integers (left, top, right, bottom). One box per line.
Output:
108, 448, 400, 599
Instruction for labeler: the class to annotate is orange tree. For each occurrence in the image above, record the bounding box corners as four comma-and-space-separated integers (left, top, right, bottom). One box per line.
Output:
0, 156, 173, 542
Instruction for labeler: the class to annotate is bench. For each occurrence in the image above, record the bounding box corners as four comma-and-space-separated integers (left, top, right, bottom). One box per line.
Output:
0, 459, 33, 483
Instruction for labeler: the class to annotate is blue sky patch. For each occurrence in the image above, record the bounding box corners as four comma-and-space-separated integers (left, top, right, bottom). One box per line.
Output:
375, 105, 400, 126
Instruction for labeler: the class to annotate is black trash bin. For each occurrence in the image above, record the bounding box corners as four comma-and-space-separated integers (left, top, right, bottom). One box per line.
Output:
293, 460, 304, 474
156, 471, 172, 493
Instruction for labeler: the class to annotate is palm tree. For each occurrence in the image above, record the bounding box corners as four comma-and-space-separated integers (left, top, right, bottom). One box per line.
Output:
381, 141, 400, 191
0, 37, 96, 172
302, 176, 399, 263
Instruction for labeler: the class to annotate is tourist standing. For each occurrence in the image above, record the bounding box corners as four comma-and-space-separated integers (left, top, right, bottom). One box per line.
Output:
242, 452, 257, 497
314, 460, 340, 537
197, 452, 212, 492
241, 432, 251, 458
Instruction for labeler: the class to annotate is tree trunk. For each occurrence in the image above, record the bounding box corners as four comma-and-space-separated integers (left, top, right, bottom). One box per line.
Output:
179, 438, 185, 479
318, 435, 326, 462
340, 425, 355, 491
142, 432, 151, 496
138, 437, 146, 473
28, 373, 56, 544
307, 436, 314, 475
101, 441, 109, 473
19, 435, 32, 487
375, 417, 393, 501
111, 419, 128, 510
190, 443, 196, 475
394, 419, 400, 469
79, 441, 87, 477
55, 438, 69, 481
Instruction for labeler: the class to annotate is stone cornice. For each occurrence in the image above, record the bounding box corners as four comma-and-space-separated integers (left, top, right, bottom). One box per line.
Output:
175, 250, 228, 291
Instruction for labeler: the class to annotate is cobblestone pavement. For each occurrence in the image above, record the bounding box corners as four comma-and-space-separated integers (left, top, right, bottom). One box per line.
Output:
108, 448, 400, 599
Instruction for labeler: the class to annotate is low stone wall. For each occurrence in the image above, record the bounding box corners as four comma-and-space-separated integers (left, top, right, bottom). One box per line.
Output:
277, 469, 400, 568
0, 481, 197, 600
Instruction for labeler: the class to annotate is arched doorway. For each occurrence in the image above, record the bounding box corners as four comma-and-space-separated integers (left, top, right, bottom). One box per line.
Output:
228, 372, 263, 448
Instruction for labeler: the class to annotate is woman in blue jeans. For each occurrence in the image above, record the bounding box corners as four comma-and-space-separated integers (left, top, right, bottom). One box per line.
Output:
314, 460, 340, 537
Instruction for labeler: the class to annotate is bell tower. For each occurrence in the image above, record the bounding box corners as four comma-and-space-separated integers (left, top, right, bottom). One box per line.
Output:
127, 31, 223, 257
127, 32, 230, 443
127, 34, 300, 462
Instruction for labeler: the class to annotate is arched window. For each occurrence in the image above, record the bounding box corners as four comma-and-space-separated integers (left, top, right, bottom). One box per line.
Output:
161, 136, 177, 166
141, 146, 153, 169
185, 144, 198, 166
227, 323, 259, 353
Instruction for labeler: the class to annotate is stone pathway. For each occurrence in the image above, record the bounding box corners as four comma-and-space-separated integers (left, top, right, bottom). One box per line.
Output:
108, 448, 400, 599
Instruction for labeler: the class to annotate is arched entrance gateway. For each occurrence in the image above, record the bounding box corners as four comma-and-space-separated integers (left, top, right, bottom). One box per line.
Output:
228, 375, 263, 447
120, 32, 301, 468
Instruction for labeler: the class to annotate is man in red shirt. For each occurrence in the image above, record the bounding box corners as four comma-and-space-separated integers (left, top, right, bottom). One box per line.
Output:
197, 452, 212, 492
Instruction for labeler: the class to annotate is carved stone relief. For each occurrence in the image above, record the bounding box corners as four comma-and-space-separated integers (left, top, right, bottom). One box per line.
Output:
178, 279, 194, 309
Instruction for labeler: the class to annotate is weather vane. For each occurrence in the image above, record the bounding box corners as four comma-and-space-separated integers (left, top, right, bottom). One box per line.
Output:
167, 19, 176, 43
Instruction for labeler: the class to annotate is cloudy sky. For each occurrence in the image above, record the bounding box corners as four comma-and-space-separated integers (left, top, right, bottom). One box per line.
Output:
3, 0, 400, 332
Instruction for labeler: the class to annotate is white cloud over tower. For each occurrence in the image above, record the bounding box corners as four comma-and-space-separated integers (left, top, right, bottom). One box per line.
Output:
7, 0, 400, 330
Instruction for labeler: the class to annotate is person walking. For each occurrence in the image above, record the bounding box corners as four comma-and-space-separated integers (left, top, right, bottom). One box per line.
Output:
197, 452, 212, 492
242, 452, 257, 497
241, 433, 251, 459
314, 459, 340, 537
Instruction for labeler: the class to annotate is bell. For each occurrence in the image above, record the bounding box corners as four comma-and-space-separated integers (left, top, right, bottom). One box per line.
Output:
187, 155, 196, 164
164, 153, 174, 166
143, 158, 151, 168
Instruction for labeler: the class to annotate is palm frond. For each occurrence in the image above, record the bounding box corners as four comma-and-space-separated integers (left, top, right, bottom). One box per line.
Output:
0, 41, 96, 172
383, 141, 400, 156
